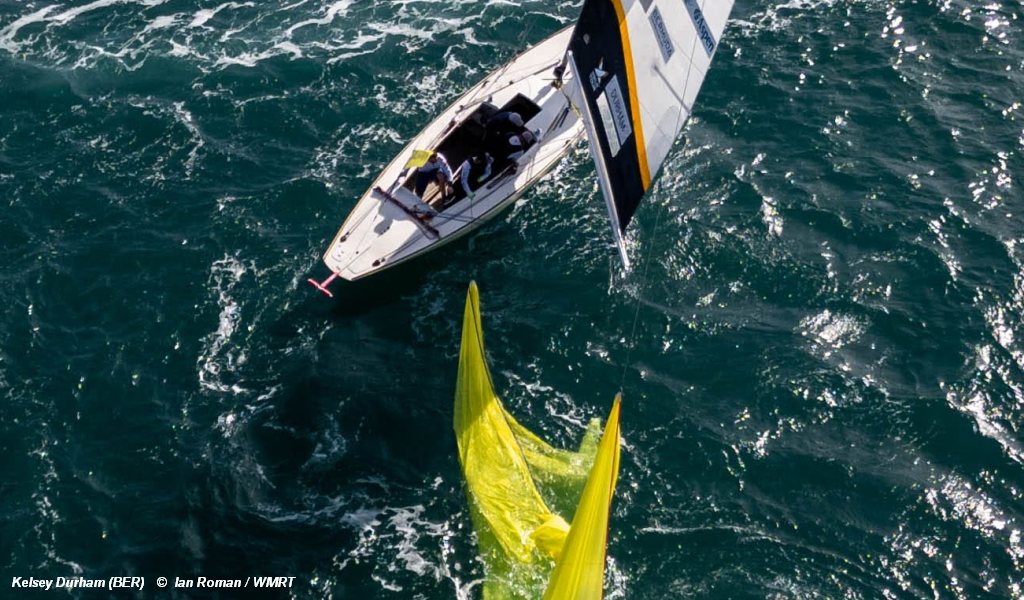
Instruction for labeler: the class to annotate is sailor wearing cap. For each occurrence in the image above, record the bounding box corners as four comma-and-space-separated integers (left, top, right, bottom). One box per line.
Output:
414, 151, 454, 198
505, 130, 537, 162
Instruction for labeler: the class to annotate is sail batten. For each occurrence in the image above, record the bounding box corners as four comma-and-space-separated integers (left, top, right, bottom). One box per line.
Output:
569, 0, 734, 253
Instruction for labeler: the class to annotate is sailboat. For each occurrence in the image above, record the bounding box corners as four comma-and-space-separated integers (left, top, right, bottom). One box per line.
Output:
309, 0, 733, 294
308, 28, 584, 295
443, 0, 730, 594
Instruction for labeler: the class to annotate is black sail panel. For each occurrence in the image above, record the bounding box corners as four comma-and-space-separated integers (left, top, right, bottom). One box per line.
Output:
569, 0, 648, 233
569, 0, 734, 254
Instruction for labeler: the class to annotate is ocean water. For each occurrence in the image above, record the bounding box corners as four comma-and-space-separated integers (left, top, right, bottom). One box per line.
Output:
2, 0, 1023, 597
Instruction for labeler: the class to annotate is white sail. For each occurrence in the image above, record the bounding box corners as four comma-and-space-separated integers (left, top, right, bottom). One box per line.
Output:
568, 0, 734, 261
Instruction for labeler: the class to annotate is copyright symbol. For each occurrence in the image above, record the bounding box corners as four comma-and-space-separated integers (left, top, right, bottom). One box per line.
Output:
157, 577, 168, 588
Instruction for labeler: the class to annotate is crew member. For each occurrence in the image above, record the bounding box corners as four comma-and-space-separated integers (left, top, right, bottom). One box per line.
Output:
458, 153, 493, 200
504, 130, 536, 162
484, 111, 525, 140
414, 151, 454, 198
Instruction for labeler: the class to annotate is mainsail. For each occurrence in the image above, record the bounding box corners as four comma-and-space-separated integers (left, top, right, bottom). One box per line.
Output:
567, 0, 734, 266
454, 281, 622, 599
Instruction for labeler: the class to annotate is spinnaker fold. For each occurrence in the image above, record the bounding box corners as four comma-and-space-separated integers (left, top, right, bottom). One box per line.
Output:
454, 282, 622, 599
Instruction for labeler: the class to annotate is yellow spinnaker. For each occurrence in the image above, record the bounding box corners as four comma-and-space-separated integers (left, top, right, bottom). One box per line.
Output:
454, 281, 620, 600
543, 395, 621, 600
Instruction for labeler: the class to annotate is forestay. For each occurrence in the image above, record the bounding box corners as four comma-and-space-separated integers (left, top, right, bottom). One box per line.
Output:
568, 0, 734, 265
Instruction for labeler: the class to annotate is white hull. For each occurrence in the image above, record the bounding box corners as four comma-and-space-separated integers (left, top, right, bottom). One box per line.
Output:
320, 27, 582, 282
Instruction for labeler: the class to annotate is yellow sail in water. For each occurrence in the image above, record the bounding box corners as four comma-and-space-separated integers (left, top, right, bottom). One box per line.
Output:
543, 395, 621, 600
454, 281, 620, 600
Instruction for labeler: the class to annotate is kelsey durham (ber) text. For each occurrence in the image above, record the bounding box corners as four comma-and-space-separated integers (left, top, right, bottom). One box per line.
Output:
11, 576, 122, 590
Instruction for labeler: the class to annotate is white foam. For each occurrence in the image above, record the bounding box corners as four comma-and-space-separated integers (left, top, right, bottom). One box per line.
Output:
367, 20, 437, 44
275, 40, 303, 59
212, 42, 302, 68
142, 14, 177, 33
325, 30, 386, 63
216, 411, 239, 437
798, 309, 865, 357
338, 501, 478, 595
213, 52, 257, 67
284, 0, 354, 38
760, 196, 783, 237
27, 435, 86, 576
962, 390, 1023, 464
947, 339, 1024, 465
189, 1, 254, 28
49, 0, 168, 26
172, 102, 205, 177
197, 255, 250, 395
731, 0, 840, 35
168, 39, 191, 57
190, 9, 216, 28
0, 0, 167, 53
924, 474, 1014, 540
0, 5, 59, 52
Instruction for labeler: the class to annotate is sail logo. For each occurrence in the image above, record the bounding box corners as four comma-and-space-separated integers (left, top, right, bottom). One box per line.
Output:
648, 7, 675, 63
605, 76, 632, 145
589, 59, 609, 91
684, 0, 716, 57
594, 74, 633, 157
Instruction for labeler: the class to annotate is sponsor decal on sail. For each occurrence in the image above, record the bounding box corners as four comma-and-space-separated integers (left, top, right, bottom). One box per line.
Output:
594, 74, 632, 157
589, 59, 609, 91
648, 6, 674, 62
604, 75, 633, 145
595, 92, 621, 157
684, 0, 717, 57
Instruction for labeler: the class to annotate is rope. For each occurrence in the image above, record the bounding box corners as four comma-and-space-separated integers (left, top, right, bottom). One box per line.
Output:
615, 79, 692, 393
617, 191, 668, 394
615, 0, 711, 393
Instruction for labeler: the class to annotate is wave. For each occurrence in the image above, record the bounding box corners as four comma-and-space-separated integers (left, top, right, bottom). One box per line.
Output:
0, 0, 558, 74
197, 254, 253, 395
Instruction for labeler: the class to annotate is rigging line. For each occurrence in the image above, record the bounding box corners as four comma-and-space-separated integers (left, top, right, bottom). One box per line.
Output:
618, 103, 688, 393
614, 5, 717, 348
652, 63, 694, 116
471, 60, 561, 104
617, 188, 668, 394
617, 0, 715, 344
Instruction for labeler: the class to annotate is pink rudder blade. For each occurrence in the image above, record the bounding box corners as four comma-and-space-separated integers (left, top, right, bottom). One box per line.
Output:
307, 271, 340, 298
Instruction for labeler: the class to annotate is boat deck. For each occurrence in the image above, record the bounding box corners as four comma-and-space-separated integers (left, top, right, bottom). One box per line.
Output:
320, 25, 582, 281
409, 94, 542, 208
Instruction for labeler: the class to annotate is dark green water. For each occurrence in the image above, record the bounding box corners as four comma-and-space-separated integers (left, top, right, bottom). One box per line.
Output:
2, 0, 1023, 597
